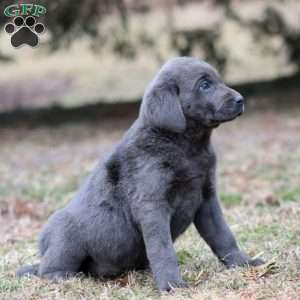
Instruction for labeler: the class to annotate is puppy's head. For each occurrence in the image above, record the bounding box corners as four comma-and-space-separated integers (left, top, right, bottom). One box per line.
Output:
141, 57, 244, 132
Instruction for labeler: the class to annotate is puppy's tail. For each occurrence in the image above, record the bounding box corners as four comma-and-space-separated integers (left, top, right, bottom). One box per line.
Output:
16, 263, 40, 277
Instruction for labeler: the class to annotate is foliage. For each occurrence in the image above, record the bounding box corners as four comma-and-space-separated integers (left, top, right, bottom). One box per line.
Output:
1, 0, 300, 75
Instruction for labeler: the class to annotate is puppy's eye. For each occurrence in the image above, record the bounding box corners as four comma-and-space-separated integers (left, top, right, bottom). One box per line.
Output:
199, 80, 212, 91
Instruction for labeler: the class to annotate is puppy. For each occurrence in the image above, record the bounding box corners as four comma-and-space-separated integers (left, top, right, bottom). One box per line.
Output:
17, 57, 264, 291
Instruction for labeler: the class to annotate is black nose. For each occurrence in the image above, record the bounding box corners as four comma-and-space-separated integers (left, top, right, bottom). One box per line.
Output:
235, 96, 244, 105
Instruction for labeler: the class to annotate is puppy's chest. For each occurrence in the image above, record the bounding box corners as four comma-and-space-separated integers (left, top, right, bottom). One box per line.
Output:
168, 159, 206, 217
166, 155, 210, 239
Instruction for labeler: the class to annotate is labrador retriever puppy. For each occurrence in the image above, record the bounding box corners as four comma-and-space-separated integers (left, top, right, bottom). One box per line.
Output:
17, 57, 264, 291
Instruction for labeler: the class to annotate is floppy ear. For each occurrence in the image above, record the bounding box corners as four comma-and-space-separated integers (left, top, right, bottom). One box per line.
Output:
141, 83, 186, 133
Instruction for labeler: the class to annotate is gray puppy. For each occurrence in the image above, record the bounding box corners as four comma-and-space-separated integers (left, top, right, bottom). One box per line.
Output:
17, 57, 264, 291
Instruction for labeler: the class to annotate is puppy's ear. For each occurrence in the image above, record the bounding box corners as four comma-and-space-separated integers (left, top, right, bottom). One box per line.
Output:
141, 83, 186, 132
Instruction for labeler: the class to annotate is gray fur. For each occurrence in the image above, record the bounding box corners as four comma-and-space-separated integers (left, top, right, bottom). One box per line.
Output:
17, 57, 264, 291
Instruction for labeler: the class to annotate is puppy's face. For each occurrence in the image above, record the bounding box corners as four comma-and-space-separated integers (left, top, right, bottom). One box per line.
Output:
178, 60, 244, 127
141, 58, 244, 133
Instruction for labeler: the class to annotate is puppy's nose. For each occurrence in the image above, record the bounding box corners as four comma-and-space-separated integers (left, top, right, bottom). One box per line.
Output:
234, 96, 244, 105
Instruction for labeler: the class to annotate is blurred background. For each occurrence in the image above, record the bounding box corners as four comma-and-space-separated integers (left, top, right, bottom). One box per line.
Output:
0, 0, 300, 114
0, 1, 299, 299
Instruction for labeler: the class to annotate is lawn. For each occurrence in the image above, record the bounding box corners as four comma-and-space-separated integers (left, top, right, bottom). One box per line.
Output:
0, 107, 299, 300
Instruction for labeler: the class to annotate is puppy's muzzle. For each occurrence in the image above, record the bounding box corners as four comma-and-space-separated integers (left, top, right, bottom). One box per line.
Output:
233, 96, 244, 116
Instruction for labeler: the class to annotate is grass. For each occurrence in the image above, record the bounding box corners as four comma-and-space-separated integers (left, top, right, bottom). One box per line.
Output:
0, 108, 300, 299
280, 187, 300, 203
220, 192, 242, 207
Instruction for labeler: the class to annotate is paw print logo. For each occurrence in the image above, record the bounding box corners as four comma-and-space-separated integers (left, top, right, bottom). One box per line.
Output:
4, 16, 45, 48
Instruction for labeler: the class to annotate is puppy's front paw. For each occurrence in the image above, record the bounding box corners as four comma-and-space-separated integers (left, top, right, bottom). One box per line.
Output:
158, 278, 188, 292
222, 250, 265, 268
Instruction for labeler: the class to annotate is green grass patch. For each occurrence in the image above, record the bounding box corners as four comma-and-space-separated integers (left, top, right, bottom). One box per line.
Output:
177, 249, 193, 265
238, 223, 281, 244
220, 192, 242, 207
18, 176, 81, 214
0, 278, 21, 293
280, 187, 300, 202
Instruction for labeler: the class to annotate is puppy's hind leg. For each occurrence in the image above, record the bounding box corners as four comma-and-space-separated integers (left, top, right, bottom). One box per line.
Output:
38, 210, 87, 281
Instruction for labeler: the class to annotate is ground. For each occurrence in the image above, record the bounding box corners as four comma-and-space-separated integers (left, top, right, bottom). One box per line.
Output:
0, 107, 300, 300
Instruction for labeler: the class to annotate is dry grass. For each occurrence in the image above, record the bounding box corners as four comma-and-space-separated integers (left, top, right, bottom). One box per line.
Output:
0, 108, 300, 299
